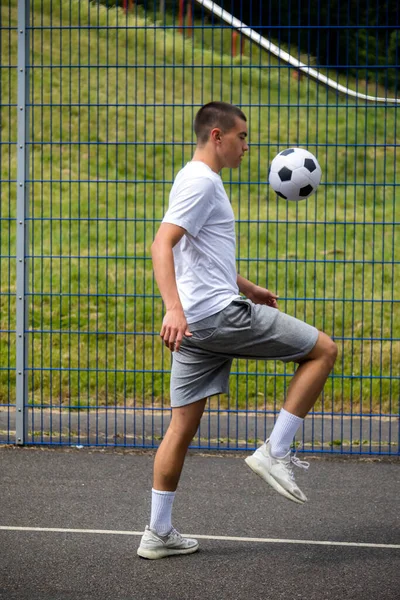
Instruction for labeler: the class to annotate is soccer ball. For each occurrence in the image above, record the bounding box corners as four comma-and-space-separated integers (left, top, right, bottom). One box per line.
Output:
269, 148, 322, 201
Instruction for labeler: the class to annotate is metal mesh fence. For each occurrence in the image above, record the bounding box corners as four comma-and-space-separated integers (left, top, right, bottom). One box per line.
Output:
0, 0, 17, 444
1, 0, 399, 453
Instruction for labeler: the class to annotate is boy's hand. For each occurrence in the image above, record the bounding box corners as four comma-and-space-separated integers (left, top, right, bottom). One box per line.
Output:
160, 308, 192, 352
248, 286, 279, 308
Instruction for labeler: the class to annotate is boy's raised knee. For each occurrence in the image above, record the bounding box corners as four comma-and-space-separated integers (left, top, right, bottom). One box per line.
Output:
327, 338, 338, 366
319, 332, 338, 367
309, 331, 337, 368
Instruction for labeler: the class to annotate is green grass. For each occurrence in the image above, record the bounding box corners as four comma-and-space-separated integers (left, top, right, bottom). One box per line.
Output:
1, 0, 399, 414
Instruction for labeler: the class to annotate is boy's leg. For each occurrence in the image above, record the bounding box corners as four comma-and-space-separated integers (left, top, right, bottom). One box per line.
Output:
269, 331, 337, 457
283, 331, 338, 418
137, 398, 206, 559
246, 331, 337, 504
153, 398, 207, 491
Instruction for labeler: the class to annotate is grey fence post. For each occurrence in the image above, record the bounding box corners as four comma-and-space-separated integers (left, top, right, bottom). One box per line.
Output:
16, 0, 30, 445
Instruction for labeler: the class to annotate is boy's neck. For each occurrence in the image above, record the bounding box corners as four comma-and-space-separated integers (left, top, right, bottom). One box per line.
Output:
191, 148, 222, 174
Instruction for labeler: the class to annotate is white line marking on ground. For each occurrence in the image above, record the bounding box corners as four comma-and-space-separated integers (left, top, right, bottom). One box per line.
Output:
0, 526, 399, 549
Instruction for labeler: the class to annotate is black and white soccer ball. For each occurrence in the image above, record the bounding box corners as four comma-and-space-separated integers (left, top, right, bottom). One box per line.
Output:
269, 148, 322, 201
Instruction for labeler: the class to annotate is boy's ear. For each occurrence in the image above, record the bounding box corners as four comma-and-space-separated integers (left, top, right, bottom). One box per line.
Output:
210, 127, 222, 142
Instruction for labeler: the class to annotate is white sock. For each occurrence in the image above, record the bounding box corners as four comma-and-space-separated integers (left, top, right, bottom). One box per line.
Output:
269, 408, 303, 458
150, 488, 176, 535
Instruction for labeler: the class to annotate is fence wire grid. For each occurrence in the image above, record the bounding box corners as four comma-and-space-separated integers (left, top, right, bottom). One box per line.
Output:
0, 0, 399, 454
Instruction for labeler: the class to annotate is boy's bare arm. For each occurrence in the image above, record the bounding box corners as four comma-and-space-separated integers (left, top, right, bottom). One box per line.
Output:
151, 223, 192, 351
237, 274, 279, 308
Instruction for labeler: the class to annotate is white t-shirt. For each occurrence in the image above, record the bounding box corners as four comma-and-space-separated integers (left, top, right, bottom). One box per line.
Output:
162, 161, 240, 323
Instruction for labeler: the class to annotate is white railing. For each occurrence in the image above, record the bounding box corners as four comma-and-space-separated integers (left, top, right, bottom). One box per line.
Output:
195, 0, 400, 104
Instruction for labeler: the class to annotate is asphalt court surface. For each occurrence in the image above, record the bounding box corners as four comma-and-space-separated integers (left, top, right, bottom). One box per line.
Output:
0, 446, 399, 600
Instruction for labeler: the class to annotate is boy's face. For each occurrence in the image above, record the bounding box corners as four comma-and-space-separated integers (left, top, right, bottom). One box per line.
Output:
214, 117, 249, 169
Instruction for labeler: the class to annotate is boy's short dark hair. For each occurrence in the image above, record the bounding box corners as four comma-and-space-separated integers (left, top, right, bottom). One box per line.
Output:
194, 102, 247, 145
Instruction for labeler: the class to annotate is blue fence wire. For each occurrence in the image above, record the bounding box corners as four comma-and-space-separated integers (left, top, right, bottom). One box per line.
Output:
1, 0, 399, 454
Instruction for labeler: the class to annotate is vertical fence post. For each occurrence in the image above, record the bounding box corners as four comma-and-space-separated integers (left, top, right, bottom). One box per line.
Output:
16, 0, 30, 445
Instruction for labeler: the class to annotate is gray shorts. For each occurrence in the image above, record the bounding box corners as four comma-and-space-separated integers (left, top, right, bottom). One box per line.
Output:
170, 298, 319, 407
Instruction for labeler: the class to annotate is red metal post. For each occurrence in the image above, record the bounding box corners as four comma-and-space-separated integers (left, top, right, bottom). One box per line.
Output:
186, 1, 193, 37
232, 30, 237, 57
178, 0, 185, 34
292, 70, 304, 81
232, 31, 245, 57
123, 0, 133, 14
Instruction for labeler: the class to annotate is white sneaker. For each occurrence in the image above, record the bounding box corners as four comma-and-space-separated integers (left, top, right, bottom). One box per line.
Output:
245, 438, 309, 504
137, 526, 199, 560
